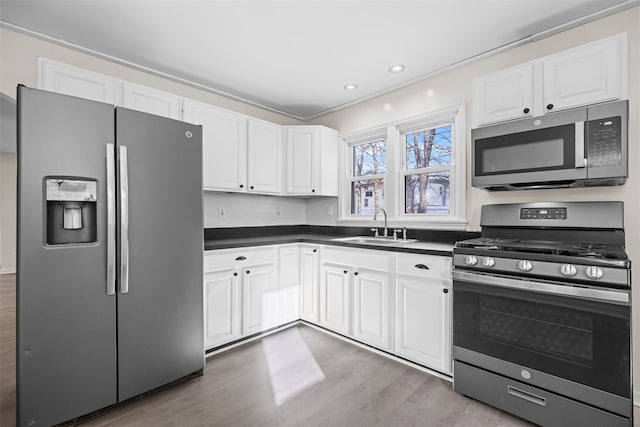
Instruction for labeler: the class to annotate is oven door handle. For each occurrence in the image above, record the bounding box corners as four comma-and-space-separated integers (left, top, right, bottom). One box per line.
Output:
452, 270, 629, 304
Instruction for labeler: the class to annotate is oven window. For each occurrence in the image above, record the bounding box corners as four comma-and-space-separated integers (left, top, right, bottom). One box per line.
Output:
454, 281, 630, 398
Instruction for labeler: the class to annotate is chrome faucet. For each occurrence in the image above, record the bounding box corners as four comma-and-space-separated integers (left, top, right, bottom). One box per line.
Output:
373, 208, 388, 237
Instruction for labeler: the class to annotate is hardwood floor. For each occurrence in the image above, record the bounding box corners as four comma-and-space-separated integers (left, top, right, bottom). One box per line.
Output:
0, 273, 634, 426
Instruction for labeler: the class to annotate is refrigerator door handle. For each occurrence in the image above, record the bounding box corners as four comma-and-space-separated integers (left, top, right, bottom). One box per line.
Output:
106, 143, 116, 295
119, 145, 130, 294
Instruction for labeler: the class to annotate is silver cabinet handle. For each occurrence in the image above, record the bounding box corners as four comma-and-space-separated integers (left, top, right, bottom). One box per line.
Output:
106, 143, 116, 295
507, 386, 546, 407
119, 145, 130, 294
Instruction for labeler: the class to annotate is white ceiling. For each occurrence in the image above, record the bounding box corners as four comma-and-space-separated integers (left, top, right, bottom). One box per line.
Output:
0, 0, 636, 120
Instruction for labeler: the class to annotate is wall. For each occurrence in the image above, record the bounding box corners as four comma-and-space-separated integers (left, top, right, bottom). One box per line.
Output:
0, 153, 16, 272
311, 7, 640, 394
0, 27, 310, 238
204, 192, 305, 228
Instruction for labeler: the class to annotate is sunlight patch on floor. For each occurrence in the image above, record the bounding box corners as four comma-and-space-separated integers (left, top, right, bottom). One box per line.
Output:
262, 328, 326, 406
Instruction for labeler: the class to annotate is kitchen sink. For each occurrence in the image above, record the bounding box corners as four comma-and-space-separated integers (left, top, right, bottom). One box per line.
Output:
331, 236, 418, 246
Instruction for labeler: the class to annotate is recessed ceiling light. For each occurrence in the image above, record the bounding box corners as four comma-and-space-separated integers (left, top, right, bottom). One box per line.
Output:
389, 64, 405, 73
344, 84, 358, 91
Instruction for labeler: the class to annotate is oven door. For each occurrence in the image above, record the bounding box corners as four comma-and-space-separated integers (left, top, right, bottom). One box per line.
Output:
472, 107, 588, 189
452, 270, 631, 404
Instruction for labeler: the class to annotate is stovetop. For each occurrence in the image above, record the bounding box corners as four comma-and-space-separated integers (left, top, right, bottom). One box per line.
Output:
456, 237, 628, 262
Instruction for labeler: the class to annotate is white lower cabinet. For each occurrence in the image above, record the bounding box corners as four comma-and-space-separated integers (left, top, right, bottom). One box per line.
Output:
277, 245, 300, 325
242, 263, 278, 335
395, 274, 451, 374
299, 245, 320, 322
203, 269, 241, 349
319, 264, 351, 335
352, 269, 394, 351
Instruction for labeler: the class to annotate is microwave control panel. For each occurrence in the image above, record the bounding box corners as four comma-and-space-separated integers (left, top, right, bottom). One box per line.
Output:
587, 116, 621, 167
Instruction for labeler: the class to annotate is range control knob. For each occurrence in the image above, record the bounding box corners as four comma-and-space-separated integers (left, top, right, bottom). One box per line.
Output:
482, 257, 496, 268
464, 255, 478, 266
585, 266, 604, 280
560, 264, 577, 277
517, 260, 533, 272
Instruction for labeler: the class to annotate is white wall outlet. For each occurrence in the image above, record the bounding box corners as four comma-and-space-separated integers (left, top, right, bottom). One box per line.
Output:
327, 206, 334, 216
275, 209, 281, 217
218, 208, 226, 219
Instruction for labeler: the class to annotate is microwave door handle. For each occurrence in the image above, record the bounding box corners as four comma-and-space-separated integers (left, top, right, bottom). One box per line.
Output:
575, 121, 586, 168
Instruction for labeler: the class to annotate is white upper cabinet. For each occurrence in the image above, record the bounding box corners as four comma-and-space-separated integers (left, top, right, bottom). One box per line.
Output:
474, 34, 626, 126
119, 82, 180, 119
247, 120, 283, 194
542, 36, 624, 113
286, 126, 338, 196
38, 58, 115, 104
474, 64, 534, 125
182, 100, 248, 191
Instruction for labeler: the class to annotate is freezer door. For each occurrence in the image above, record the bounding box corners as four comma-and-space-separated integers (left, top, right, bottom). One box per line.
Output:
17, 86, 117, 426
115, 107, 204, 401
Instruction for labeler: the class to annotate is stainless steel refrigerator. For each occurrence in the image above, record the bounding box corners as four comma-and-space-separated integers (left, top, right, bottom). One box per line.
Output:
17, 86, 204, 426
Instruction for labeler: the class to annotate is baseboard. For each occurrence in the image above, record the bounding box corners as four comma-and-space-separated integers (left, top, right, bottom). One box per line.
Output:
634, 390, 640, 407
0, 268, 16, 275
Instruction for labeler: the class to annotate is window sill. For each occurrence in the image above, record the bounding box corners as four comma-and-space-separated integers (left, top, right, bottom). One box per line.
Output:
336, 216, 468, 231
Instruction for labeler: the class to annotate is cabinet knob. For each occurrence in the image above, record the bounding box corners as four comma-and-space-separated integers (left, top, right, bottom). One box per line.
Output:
443, 289, 449, 294
546, 103, 554, 110
313, 249, 318, 253
239, 184, 244, 188
250, 185, 254, 190
246, 270, 250, 274
354, 272, 359, 276
312, 189, 316, 193
523, 107, 530, 114
233, 272, 238, 277
343, 270, 348, 274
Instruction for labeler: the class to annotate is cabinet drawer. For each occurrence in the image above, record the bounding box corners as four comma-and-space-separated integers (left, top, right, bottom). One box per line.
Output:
396, 253, 451, 281
322, 247, 394, 272
205, 247, 276, 271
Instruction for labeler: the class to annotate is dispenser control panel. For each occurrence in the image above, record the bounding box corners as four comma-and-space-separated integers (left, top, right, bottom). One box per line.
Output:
46, 179, 97, 202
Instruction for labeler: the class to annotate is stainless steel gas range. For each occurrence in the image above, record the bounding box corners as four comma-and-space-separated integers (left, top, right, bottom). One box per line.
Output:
452, 202, 632, 427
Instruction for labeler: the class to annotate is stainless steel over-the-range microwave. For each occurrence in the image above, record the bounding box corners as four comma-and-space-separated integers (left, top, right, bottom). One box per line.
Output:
472, 100, 628, 191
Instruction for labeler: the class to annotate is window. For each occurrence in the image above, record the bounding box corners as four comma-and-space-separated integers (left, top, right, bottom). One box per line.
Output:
349, 138, 386, 215
340, 104, 465, 228
403, 124, 453, 215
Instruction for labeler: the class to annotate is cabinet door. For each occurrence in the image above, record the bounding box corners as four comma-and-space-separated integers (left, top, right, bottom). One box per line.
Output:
474, 63, 534, 125
299, 245, 320, 322
242, 263, 278, 335
287, 127, 318, 194
319, 264, 350, 335
204, 269, 241, 349
353, 269, 393, 351
248, 120, 283, 194
182, 100, 247, 191
277, 245, 300, 325
119, 82, 180, 119
396, 275, 451, 374
543, 36, 623, 113
38, 58, 115, 103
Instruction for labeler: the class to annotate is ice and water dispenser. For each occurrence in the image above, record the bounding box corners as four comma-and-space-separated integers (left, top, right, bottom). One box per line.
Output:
45, 178, 97, 245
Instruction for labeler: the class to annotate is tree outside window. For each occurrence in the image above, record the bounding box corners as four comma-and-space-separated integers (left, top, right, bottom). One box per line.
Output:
403, 124, 452, 214
350, 139, 385, 215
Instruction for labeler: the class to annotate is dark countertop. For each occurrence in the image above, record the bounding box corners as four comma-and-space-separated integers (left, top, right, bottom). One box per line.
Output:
204, 225, 480, 256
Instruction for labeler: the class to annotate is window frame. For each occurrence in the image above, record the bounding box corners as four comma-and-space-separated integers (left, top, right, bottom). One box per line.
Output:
338, 104, 466, 229
345, 132, 387, 217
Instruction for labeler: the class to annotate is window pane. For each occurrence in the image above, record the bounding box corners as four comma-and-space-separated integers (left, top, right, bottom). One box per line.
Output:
353, 140, 386, 176
405, 172, 450, 214
351, 179, 384, 215
405, 125, 452, 170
